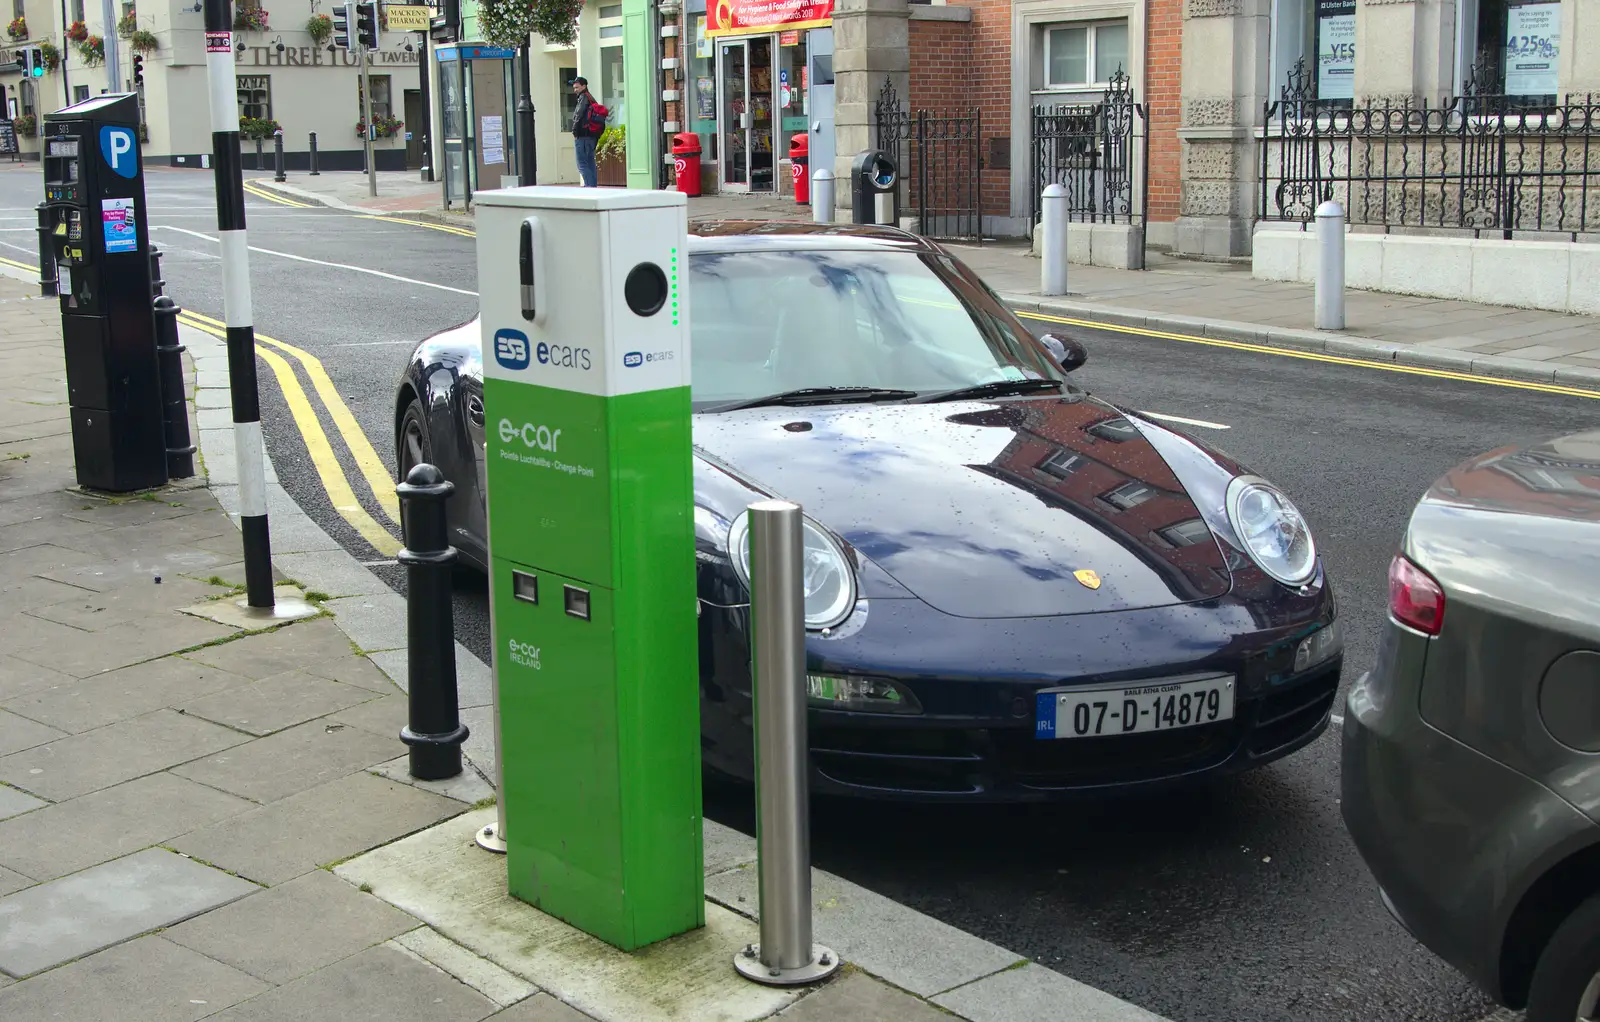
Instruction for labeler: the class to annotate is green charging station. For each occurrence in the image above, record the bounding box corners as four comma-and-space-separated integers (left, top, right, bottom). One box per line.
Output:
476, 187, 702, 951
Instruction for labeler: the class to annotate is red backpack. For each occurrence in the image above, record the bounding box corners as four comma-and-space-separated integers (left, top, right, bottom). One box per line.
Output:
585, 101, 609, 136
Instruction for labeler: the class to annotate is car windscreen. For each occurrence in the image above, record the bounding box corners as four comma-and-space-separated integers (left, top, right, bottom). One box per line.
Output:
687, 249, 1060, 409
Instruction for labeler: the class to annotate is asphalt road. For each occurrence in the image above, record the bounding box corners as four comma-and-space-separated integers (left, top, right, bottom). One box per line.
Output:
5, 164, 1592, 1022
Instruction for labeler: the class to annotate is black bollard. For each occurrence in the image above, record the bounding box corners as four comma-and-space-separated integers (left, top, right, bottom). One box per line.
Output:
35, 202, 57, 298
273, 131, 286, 183
149, 244, 165, 297
255, 136, 263, 171
308, 131, 319, 176
397, 463, 469, 780
152, 296, 197, 479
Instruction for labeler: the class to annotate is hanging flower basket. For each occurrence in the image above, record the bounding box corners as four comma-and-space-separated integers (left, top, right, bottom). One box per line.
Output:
129, 28, 157, 53
116, 9, 137, 38
239, 116, 280, 140
14, 114, 36, 137
233, 5, 269, 31
305, 13, 331, 44
38, 40, 59, 70
6, 16, 26, 40
76, 35, 104, 67
356, 115, 404, 140
66, 19, 88, 41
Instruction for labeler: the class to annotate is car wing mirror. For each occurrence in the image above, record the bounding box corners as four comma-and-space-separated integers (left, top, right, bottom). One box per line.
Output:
1040, 333, 1088, 373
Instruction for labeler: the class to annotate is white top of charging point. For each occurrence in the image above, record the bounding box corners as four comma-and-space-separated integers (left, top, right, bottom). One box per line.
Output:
472, 185, 689, 212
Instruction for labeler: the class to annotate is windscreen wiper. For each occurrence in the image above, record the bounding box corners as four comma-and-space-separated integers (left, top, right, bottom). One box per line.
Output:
912, 378, 1063, 403
707, 386, 919, 412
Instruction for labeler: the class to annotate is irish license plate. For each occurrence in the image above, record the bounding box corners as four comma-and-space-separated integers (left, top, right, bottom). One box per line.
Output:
1035, 674, 1235, 739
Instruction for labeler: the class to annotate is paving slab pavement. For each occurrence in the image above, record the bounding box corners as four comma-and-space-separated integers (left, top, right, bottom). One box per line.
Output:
0, 258, 1174, 1020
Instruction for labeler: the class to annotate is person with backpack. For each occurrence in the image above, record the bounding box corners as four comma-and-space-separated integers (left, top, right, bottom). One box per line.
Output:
570, 77, 608, 187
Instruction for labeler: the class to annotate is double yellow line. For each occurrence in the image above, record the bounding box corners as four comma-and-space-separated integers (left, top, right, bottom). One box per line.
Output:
0, 254, 38, 274
1017, 310, 1600, 402
359, 213, 476, 238
176, 310, 403, 557
241, 180, 312, 208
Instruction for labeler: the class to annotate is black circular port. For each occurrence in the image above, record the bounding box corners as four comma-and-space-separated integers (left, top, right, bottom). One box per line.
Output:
624, 262, 669, 317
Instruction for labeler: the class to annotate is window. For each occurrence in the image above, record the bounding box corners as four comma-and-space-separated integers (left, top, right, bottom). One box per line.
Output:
1043, 21, 1128, 88
595, 2, 625, 123
237, 75, 271, 121
73, 85, 88, 102
1161, 519, 1212, 547
360, 74, 392, 119
19, 79, 34, 117
71, 0, 83, 22
12, 0, 23, 22
1104, 480, 1155, 510
1039, 450, 1085, 480
1088, 417, 1139, 443
559, 65, 579, 127
1457, 0, 1559, 102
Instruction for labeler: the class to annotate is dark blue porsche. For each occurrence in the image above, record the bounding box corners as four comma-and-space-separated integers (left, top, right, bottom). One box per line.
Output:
394, 221, 1342, 801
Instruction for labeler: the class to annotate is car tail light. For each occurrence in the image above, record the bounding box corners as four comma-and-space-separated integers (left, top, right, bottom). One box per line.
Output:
1388, 555, 1445, 636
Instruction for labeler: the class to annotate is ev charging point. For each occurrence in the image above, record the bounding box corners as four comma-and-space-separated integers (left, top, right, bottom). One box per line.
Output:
476, 187, 703, 952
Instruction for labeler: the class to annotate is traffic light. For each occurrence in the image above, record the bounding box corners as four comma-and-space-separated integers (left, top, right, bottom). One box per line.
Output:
22, 46, 44, 78
331, 1, 354, 49
132, 54, 144, 87
355, 1, 378, 49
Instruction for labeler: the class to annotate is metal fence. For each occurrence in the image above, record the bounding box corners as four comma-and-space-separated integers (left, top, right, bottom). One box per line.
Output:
874, 79, 982, 241
1029, 70, 1149, 228
1259, 58, 1600, 237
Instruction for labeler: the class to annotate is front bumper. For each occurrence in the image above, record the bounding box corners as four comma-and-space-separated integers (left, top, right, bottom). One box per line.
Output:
699, 591, 1340, 802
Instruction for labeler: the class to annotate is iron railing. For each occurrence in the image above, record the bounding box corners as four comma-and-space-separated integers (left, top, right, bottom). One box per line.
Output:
874, 79, 982, 241
1259, 57, 1600, 237
1029, 69, 1148, 228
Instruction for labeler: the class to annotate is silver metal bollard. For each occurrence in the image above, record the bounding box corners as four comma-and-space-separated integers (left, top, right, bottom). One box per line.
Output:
1041, 183, 1068, 297
812, 168, 835, 224
734, 500, 839, 987
1315, 199, 1345, 331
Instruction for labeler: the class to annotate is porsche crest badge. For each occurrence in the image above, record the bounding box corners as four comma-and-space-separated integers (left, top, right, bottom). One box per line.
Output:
1074, 569, 1102, 590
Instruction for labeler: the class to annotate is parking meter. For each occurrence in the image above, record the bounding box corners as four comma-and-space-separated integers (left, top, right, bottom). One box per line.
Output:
43, 93, 166, 492
851, 148, 898, 226
475, 187, 702, 951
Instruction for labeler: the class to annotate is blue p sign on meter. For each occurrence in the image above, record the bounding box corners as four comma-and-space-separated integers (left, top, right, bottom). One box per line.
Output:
99, 126, 137, 179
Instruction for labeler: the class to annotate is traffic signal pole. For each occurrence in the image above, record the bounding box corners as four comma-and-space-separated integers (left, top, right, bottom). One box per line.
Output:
360, 44, 376, 197
99, 0, 121, 88
202, 0, 277, 610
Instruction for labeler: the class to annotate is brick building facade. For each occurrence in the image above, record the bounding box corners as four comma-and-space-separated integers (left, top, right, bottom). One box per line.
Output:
902, 0, 1181, 246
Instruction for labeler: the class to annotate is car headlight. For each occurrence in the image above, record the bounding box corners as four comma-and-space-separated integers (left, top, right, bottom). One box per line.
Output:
1225, 475, 1316, 586
728, 510, 858, 630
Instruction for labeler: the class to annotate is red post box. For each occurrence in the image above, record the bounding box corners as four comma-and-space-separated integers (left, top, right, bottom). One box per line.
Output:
671, 132, 703, 198
789, 134, 809, 205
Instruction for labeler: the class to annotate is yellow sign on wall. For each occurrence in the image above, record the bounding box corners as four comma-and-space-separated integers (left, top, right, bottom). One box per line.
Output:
384, 4, 431, 31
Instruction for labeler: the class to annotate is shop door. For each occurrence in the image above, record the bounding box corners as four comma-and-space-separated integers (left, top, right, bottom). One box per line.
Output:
717, 40, 750, 192
404, 90, 423, 169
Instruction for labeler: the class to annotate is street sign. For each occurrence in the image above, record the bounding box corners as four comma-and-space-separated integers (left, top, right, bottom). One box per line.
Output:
204, 31, 231, 52
384, 4, 430, 31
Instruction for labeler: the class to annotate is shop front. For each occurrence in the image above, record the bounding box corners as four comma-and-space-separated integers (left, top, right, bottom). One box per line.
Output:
693, 0, 833, 194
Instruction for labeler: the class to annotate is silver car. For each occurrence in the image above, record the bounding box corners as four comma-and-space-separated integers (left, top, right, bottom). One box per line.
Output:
1342, 429, 1600, 1022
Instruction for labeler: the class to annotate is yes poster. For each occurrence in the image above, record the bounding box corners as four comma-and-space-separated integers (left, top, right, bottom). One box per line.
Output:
1316, 0, 1355, 100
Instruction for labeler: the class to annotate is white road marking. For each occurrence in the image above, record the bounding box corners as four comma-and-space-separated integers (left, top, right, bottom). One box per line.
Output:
155, 225, 480, 297
1330, 714, 1344, 726
1138, 411, 1231, 430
